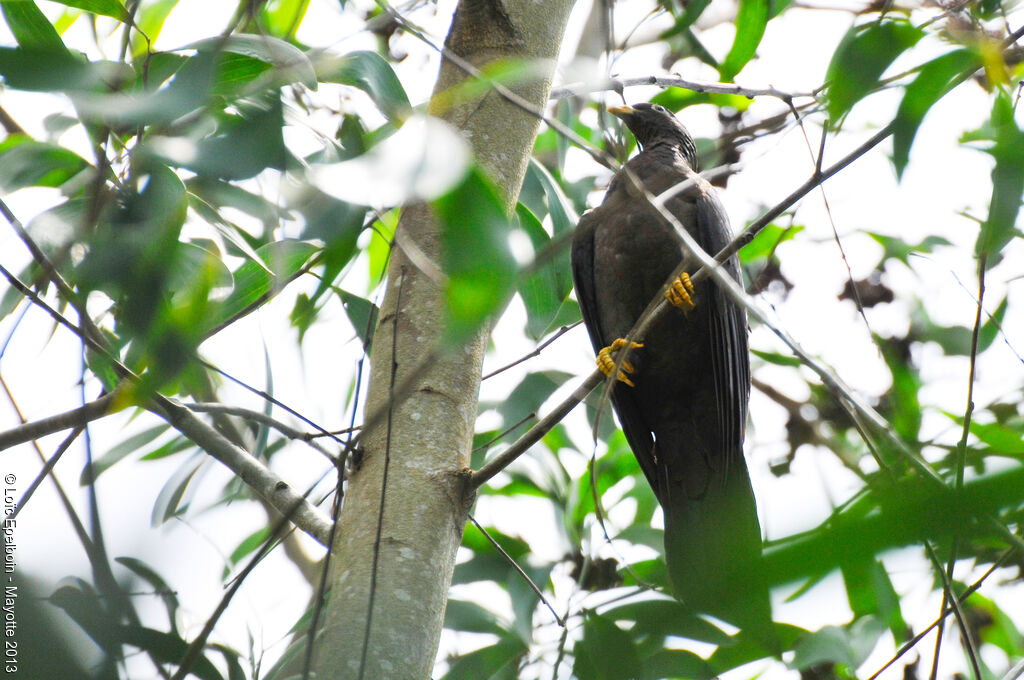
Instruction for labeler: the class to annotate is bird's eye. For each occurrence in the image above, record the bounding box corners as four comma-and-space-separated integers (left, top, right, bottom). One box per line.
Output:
652, 104, 666, 113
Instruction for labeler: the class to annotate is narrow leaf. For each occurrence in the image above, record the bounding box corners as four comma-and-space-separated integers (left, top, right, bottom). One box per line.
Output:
825, 20, 924, 123
719, 0, 769, 82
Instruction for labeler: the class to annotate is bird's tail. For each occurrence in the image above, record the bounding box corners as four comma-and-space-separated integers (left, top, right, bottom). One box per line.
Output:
662, 459, 774, 646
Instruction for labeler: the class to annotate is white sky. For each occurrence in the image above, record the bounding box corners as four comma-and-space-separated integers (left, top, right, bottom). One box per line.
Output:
1, 0, 1023, 678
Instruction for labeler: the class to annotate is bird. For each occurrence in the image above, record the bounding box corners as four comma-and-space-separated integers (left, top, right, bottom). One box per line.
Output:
571, 102, 769, 635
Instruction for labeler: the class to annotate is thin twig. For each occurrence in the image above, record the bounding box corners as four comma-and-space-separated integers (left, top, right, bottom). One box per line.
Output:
932, 253, 987, 680
481, 323, 581, 381
185, 402, 337, 461
359, 265, 407, 680
0, 392, 119, 451
550, 74, 815, 101
468, 515, 565, 626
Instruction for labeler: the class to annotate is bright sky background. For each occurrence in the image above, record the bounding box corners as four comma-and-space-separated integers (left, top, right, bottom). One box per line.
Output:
1, 0, 1023, 678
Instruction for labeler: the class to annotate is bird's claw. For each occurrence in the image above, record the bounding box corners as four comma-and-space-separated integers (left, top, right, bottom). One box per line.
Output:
597, 338, 644, 387
666, 272, 696, 311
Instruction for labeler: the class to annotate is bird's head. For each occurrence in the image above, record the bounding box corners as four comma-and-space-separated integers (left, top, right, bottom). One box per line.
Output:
609, 102, 698, 168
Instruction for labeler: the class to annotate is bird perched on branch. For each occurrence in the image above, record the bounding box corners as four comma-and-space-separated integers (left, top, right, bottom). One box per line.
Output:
571, 103, 769, 635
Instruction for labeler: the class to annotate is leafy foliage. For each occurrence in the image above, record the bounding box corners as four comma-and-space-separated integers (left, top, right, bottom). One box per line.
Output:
1, 1, 1022, 679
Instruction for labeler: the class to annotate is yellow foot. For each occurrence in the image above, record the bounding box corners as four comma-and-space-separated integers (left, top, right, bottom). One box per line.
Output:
666, 272, 696, 311
597, 338, 644, 387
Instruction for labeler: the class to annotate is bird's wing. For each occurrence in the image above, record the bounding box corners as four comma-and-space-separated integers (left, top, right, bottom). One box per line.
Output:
694, 187, 750, 475
571, 208, 658, 489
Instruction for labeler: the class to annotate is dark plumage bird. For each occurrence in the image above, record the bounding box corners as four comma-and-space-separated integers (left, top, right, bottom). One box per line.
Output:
571, 103, 769, 633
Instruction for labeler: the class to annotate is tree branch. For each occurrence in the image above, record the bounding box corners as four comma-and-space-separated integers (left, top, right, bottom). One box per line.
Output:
0, 392, 119, 451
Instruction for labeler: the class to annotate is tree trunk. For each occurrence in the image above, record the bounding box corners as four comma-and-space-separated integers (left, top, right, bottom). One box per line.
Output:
315, 1, 576, 677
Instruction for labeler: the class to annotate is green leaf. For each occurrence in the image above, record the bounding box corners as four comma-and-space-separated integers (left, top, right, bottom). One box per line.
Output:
893, 49, 979, 178
318, 50, 411, 121
0, 47, 130, 92
879, 337, 921, 441
162, 96, 288, 180
222, 527, 271, 579
208, 239, 318, 334
117, 625, 224, 680
187, 33, 317, 89
115, 557, 180, 633
151, 453, 204, 525
336, 289, 379, 351
966, 420, 1024, 456
516, 204, 565, 339
1, 1, 66, 50
718, 0, 769, 82
444, 599, 509, 636
435, 168, 517, 342
573, 610, 642, 680
739, 223, 803, 263
660, 0, 711, 40
601, 597, 733, 645
751, 348, 801, 367
841, 559, 907, 638
975, 92, 1024, 261
790, 617, 885, 671
825, 20, 924, 123
0, 136, 90, 190
440, 635, 526, 680
51, 0, 129, 21
82, 424, 172, 484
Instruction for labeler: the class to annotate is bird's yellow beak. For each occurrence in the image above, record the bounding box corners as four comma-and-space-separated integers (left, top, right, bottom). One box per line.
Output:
608, 105, 635, 118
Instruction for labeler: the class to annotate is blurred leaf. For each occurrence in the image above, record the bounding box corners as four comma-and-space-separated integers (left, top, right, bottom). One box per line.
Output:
336, 289, 379, 351
187, 33, 316, 88
965, 420, 1024, 456
974, 92, 1024, 262
208, 239, 318, 333
967, 590, 1024, 657
132, 0, 177, 56
527, 157, 577, 244
841, 559, 907, 638
444, 599, 509, 636
485, 370, 571, 430
115, 557, 180, 633
312, 115, 470, 207
644, 649, 716, 680
739, 223, 803, 263
83, 423, 171, 484
825, 20, 924, 123
0, 135, 90, 190
893, 49, 979, 178
573, 610, 641, 680
151, 452, 204, 525
49, 581, 118, 651
878, 337, 921, 441
440, 635, 526, 680
52, 0, 129, 21
660, 0, 711, 40
751, 348, 801, 367
117, 625, 224, 680
0, 47, 131, 92
435, 168, 517, 342
155, 96, 288, 180
454, 526, 532, 585
718, 0, 769, 81
516, 204, 566, 339
602, 597, 732, 646
790, 617, 885, 671
1, 1, 66, 50
318, 50, 411, 121
72, 50, 217, 125
222, 527, 271, 580
867, 231, 951, 265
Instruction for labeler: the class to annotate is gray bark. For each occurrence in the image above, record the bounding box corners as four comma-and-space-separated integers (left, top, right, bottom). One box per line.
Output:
314, 1, 577, 677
